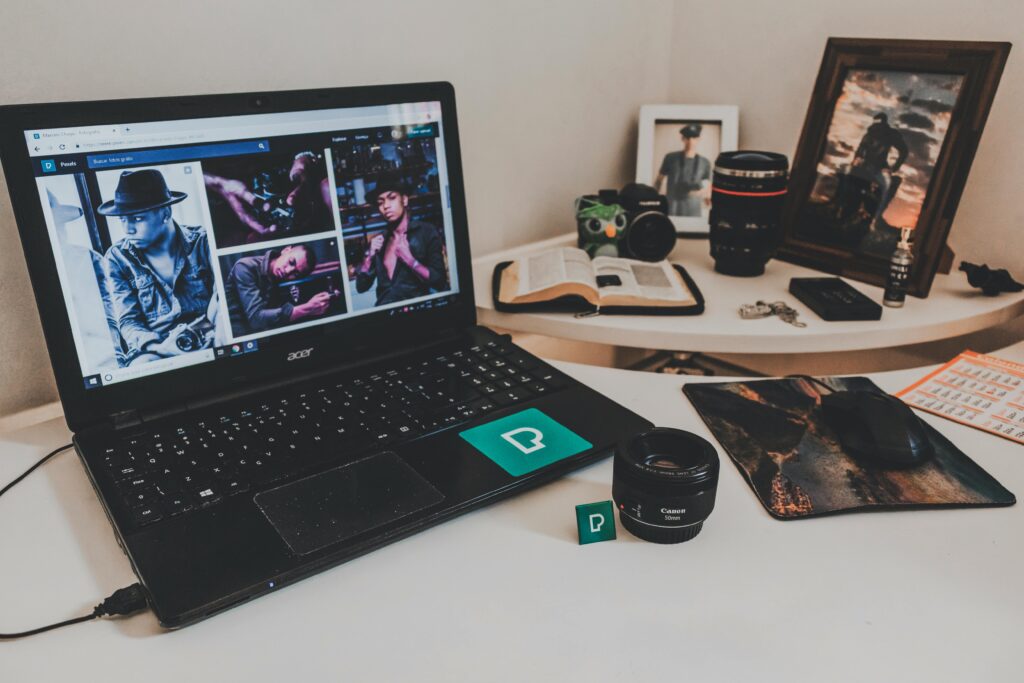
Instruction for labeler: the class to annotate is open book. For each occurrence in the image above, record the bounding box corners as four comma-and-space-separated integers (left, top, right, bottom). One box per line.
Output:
494, 247, 702, 314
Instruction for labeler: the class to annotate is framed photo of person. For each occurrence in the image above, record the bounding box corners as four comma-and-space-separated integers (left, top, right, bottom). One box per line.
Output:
779, 38, 1010, 297
636, 105, 738, 236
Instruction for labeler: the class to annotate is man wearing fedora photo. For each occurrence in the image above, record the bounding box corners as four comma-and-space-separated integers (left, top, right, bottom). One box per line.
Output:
100, 168, 217, 366
354, 176, 447, 307
654, 123, 712, 217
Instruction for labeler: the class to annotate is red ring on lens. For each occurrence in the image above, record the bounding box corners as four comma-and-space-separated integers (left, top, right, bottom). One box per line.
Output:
711, 187, 788, 197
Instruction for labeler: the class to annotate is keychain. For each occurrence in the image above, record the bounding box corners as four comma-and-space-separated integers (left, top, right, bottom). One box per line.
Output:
739, 302, 774, 319
738, 300, 807, 328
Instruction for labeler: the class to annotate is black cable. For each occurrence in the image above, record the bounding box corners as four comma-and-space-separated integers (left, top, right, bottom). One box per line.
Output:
0, 443, 73, 499
0, 443, 149, 639
2, 613, 97, 639
0, 585, 149, 639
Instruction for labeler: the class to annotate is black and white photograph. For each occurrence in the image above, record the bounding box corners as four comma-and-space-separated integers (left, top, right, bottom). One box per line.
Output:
41, 164, 226, 374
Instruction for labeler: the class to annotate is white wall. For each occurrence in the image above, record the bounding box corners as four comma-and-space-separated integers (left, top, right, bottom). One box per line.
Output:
1, 0, 1021, 419
0, 0, 674, 417
668, 0, 1024, 266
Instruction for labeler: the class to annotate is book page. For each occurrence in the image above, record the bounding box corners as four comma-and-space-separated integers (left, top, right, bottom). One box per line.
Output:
591, 257, 690, 303
516, 247, 596, 297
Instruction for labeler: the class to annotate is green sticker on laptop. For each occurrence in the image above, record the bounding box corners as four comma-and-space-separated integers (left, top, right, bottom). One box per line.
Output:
459, 408, 593, 476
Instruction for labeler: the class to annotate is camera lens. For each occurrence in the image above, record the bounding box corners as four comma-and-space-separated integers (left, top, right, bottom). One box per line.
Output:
708, 150, 789, 277
612, 428, 719, 544
623, 211, 676, 262
175, 329, 199, 352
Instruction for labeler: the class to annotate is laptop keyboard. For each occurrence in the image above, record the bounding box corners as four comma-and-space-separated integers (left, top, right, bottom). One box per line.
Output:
97, 338, 570, 530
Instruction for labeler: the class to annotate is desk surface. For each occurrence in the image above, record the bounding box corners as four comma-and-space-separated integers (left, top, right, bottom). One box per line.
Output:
2, 347, 1023, 681
473, 233, 1024, 354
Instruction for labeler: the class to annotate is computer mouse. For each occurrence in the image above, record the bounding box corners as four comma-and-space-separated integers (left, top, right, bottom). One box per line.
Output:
820, 390, 935, 468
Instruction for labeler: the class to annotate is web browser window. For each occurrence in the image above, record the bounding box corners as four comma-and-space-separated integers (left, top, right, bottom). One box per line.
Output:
24, 101, 460, 389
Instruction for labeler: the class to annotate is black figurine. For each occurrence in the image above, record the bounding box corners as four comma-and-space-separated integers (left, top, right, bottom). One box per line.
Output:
960, 261, 1024, 296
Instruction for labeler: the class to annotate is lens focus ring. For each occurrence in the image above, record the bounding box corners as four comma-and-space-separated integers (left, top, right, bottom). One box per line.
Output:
612, 428, 720, 544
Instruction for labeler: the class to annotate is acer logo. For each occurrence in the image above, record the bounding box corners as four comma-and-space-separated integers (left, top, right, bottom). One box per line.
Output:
287, 348, 313, 361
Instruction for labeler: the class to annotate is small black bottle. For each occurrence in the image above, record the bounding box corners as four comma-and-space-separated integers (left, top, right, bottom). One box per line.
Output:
884, 228, 914, 308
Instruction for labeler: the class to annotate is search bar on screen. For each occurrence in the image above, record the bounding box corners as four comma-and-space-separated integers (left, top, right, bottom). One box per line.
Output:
87, 140, 270, 169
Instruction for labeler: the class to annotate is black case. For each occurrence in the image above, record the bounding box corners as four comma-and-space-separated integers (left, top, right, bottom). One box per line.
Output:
789, 277, 882, 321
492, 261, 705, 316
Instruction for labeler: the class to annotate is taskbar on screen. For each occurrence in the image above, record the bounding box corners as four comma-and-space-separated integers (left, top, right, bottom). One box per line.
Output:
82, 293, 457, 390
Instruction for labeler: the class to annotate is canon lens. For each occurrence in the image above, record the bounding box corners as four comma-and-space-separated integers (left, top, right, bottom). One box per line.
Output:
708, 150, 789, 277
612, 428, 720, 544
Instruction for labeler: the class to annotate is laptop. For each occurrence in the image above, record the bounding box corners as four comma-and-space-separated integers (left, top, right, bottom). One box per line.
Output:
0, 82, 650, 628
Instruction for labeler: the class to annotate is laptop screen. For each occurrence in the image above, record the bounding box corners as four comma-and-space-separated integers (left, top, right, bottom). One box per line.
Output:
22, 101, 461, 390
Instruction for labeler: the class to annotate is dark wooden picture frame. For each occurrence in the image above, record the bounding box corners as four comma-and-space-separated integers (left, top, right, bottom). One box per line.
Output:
779, 38, 1010, 297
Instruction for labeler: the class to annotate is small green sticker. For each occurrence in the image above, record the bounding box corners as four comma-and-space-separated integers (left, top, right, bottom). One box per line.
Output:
576, 501, 616, 545
458, 408, 592, 477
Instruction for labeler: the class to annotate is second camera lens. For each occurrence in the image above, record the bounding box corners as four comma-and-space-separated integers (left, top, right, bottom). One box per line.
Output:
612, 428, 720, 544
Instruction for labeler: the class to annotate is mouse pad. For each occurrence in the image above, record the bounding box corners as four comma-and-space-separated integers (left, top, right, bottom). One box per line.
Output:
254, 451, 444, 556
684, 377, 1015, 519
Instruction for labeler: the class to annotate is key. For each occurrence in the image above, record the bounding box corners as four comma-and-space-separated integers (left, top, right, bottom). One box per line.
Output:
778, 310, 807, 327
766, 301, 807, 328
164, 492, 194, 517
530, 369, 568, 390
130, 505, 163, 527
739, 302, 774, 319
192, 483, 223, 508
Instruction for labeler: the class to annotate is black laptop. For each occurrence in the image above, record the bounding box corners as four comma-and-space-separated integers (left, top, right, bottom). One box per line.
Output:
0, 83, 650, 628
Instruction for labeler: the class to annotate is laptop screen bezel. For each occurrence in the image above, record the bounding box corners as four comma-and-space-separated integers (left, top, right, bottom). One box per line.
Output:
0, 82, 477, 432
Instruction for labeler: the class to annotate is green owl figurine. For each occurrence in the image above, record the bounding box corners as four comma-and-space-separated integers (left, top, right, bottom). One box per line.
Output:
575, 194, 627, 258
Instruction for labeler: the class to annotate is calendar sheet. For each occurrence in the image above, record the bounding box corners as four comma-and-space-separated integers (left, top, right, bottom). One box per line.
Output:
896, 350, 1024, 445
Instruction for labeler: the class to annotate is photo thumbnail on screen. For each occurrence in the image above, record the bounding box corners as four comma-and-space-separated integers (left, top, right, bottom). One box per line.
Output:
40, 164, 226, 374
333, 127, 450, 311
221, 236, 347, 337
203, 144, 333, 248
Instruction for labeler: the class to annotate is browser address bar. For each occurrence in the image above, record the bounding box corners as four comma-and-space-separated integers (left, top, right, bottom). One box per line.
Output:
72, 115, 414, 153
112, 114, 412, 148
26, 103, 440, 157
80, 132, 206, 150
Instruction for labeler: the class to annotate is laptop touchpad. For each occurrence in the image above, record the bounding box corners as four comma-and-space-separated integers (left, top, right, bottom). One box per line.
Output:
254, 451, 444, 556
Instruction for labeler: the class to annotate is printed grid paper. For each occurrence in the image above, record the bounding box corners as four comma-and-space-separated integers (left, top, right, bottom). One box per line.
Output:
896, 350, 1024, 445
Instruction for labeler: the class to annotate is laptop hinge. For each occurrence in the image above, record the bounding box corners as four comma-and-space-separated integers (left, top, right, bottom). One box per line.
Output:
108, 328, 469, 429
186, 328, 467, 413
110, 409, 142, 431
111, 403, 188, 430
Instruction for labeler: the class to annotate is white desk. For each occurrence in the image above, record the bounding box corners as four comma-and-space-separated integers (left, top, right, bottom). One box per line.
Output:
2, 349, 1023, 681
474, 233, 1024, 355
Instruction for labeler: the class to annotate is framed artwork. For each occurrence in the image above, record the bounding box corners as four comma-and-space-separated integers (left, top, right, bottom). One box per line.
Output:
636, 104, 738, 236
779, 38, 1010, 297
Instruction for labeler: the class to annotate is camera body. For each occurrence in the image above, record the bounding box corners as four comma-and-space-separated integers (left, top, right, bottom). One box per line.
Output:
576, 183, 676, 261
252, 168, 295, 232
174, 316, 215, 353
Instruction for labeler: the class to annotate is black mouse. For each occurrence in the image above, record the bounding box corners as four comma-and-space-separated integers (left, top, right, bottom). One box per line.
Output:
820, 390, 935, 468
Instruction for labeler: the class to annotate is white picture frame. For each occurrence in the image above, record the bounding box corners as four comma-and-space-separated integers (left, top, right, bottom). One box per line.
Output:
636, 104, 739, 236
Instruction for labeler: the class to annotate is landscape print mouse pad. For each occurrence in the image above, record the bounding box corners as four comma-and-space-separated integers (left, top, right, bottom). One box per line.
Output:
684, 377, 1015, 519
